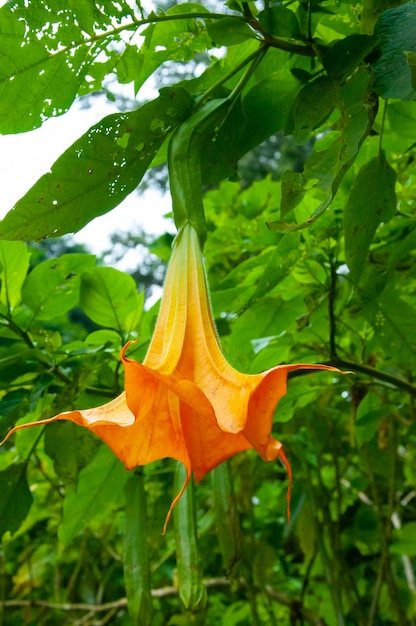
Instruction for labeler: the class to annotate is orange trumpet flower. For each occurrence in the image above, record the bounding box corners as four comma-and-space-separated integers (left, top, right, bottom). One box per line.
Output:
2, 223, 340, 530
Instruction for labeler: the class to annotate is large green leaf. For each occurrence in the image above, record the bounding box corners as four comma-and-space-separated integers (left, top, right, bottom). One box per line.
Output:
344, 152, 397, 284
80, 266, 144, 334
0, 241, 30, 311
0, 0, 135, 133
372, 1, 416, 100
0, 463, 33, 537
22, 253, 95, 321
0, 87, 193, 241
59, 444, 128, 545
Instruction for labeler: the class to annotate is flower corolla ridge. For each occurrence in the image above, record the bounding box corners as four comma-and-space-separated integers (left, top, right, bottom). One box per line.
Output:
1, 223, 341, 531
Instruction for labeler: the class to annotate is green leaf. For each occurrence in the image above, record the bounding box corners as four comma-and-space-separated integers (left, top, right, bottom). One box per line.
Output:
321, 35, 379, 81
391, 522, 416, 556
280, 170, 306, 217
406, 50, 416, 90
241, 66, 299, 150
0, 241, 30, 311
372, 2, 416, 100
355, 407, 391, 446
0, 88, 193, 241
0, 463, 33, 537
59, 444, 128, 546
387, 101, 416, 151
80, 267, 143, 334
344, 153, 397, 284
361, 0, 392, 35
0, 390, 30, 441
258, 6, 302, 39
123, 3, 211, 93
0, 0, 134, 133
44, 422, 100, 490
269, 70, 377, 231
292, 76, 336, 145
22, 254, 95, 321
374, 288, 416, 362
207, 17, 255, 46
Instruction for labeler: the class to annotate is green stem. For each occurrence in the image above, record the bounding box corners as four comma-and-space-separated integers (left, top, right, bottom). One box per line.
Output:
12, 9, 315, 86
378, 99, 388, 159
328, 357, 416, 398
195, 44, 267, 107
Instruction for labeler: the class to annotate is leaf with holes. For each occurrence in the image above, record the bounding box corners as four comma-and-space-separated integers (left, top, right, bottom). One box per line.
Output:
0, 0, 135, 133
0, 87, 193, 241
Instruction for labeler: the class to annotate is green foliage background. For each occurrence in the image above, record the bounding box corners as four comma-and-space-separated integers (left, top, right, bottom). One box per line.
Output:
0, 1, 416, 625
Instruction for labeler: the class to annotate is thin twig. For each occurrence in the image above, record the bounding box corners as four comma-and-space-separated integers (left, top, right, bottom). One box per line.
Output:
1, 578, 326, 625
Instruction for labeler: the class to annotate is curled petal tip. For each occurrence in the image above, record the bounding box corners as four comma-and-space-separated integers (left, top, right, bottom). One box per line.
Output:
162, 464, 190, 535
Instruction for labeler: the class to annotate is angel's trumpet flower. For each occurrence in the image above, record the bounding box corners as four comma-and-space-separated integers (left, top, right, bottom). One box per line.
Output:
2, 223, 340, 530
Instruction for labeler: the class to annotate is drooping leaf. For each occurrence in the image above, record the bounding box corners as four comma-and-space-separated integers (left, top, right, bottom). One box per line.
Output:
0, 241, 30, 311
0, 87, 193, 241
269, 69, 377, 231
80, 266, 144, 334
344, 152, 397, 284
59, 444, 128, 546
0, 463, 33, 537
372, 1, 416, 100
22, 254, 96, 321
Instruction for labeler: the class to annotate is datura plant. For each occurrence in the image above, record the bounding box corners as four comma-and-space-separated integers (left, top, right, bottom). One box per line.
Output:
1, 220, 340, 530
4, 1, 416, 622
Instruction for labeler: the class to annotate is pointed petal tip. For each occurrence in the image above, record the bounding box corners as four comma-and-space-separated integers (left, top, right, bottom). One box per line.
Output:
277, 445, 292, 525
0, 415, 59, 446
162, 463, 191, 535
